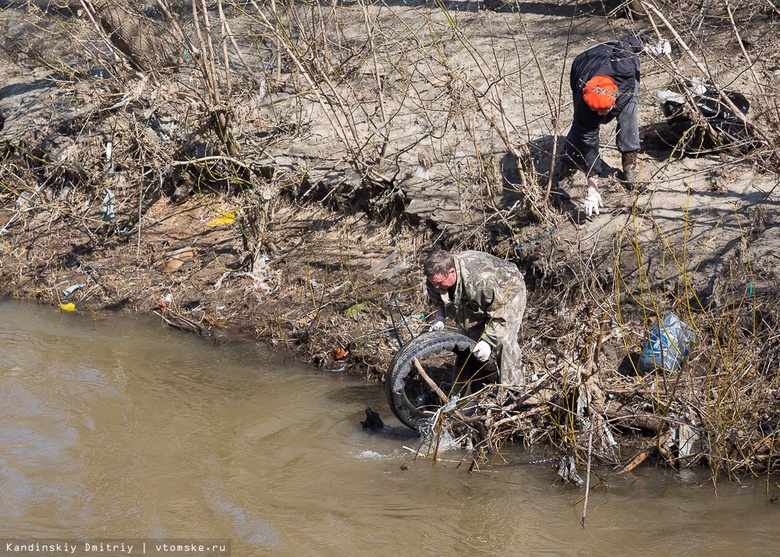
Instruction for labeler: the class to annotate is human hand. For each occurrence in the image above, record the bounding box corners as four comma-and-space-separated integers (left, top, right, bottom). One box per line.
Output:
650, 40, 671, 56
471, 340, 491, 362
583, 186, 603, 217
429, 316, 445, 332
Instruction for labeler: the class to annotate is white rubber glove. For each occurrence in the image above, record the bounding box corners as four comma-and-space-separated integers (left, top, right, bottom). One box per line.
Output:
583, 186, 603, 217
652, 40, 671, 56
429, 316, 445, 332
471, 340, 491, 362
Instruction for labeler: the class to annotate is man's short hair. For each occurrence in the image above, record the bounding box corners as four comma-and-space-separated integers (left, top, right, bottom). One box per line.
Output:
424, 250, 455, 278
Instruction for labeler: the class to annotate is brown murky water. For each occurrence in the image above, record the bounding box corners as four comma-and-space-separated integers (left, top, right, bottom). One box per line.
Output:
1, 299, 779, 556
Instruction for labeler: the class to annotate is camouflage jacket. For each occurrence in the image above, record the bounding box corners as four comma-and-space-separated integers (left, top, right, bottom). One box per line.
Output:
427, 251, 526, 347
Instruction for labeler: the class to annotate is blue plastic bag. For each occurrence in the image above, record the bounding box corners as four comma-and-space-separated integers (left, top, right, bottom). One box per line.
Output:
639, 311, 695, 372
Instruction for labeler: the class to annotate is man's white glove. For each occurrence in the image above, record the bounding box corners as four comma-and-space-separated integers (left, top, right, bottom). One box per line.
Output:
429, 316, 445, 332
583, 186, 603, 217
651, 40, 671, 56
471, 340, 491, 362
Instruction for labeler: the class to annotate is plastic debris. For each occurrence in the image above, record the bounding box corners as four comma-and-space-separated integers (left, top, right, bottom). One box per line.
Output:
207, 212, 236, 227
158, 293, 173, 312
106, 141, 114, 174
639, 311, 696, 373
671, 422, 700, 459
657, 78, 758, 151
63, 283, 85, 297
440, 396, 460, 413
557, 455, 584, 486
101, 189, 115, 222
59, 302, 76, 312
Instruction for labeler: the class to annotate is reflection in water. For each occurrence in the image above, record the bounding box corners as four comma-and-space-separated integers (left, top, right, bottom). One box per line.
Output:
1, 299, 779, 555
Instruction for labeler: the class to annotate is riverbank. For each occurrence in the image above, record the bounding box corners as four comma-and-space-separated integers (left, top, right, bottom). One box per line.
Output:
1, 0, 780, 479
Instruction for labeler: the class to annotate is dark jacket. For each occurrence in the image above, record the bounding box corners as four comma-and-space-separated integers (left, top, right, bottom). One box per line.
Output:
563, 35, 644, 175
570, 34, 643, 127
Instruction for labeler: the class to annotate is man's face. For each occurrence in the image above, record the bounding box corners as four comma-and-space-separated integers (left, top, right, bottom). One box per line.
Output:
428, 267, 457, 293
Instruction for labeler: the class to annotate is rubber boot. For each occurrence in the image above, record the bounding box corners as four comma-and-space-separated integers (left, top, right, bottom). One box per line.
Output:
621, 151, 639, 190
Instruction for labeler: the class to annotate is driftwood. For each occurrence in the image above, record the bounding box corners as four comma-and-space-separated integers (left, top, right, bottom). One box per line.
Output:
594, 399, 665, 434
614, 430, 674, 475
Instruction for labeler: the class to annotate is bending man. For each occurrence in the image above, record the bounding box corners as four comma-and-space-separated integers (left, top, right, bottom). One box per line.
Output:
424, 249, 527, 387
556, 34, 645, 216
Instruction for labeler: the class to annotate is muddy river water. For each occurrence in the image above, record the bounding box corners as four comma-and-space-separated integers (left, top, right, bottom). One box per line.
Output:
1, 299, 779, 556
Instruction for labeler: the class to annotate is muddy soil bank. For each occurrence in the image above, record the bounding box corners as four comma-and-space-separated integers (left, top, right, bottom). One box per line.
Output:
2, 0, 780, 476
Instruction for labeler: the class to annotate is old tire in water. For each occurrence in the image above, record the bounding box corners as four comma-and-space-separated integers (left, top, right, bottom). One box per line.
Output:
385, 331, 495, 431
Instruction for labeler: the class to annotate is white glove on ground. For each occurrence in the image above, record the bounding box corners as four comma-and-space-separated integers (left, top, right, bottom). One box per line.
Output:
429, 316, 445, 332
651, 40, 671, 56
471, 340, 491, 362
583, 186, 603, 217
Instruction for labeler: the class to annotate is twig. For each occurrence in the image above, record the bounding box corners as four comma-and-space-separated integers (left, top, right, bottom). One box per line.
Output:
413, 356, 448, 403
581, 426, 594, 528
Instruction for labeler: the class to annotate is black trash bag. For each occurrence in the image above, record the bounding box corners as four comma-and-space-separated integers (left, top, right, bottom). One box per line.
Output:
657, 79, 759, 154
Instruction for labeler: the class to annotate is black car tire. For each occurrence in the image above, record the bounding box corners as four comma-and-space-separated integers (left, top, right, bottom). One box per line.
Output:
385, 331, 496, 430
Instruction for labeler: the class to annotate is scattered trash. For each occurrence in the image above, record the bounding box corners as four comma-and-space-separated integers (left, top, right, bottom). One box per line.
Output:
666, 420, 701, 459
345, 301, 371, 319
602, 422, 618, 447
158, 293, 173, 311
213, 270, 275, 293
254, 254, 270, 278
657, 78, 758, 152
413, 164, 430, 180
0, 191, 38, 235
368, 249, 407, 281
101, 189, 115, 222
105, 141, 115, 174
639, 311, 696, 373
63, 283, 85, 297
329, 346, 347, 360
207, 212, 236, 227
361, 407, 385, 430
440, 396, 460, 413
557, 455, 584, 486
59, 302, 76, 312
415, 420, 472, 453
515, 228, 555, 253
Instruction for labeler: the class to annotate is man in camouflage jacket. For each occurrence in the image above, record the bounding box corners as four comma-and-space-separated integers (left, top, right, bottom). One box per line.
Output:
424, 250, 527, 387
